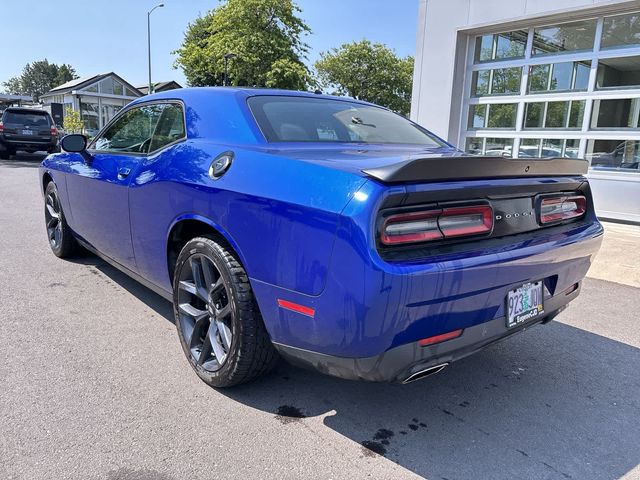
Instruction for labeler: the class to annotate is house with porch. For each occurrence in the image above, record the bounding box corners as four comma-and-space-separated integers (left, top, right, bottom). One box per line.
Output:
40, 72, 142, 136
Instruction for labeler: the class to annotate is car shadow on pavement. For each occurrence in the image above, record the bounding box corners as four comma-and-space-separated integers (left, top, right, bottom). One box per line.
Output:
78, 253, 640, 479
69, 254, 175, 323
223, 323, 640, 479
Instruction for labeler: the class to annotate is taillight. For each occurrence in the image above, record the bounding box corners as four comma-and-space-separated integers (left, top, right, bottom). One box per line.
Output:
439, 205, 494, 238
0, 122, 4, 133
50, 125, 58, 136
381, 204, 493, 246
539, 195, 586, 224
381, 210, 442, 245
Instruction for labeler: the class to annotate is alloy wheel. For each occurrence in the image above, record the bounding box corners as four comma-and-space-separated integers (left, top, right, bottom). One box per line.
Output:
45, 191, 63, 249
176, 254, 234, 371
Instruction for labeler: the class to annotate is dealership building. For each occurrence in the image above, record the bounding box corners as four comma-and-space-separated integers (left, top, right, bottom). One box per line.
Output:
411, 0, 640, 222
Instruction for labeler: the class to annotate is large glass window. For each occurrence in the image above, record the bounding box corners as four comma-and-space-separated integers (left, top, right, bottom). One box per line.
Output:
464, 137, 513, 156
596, 56, 640, 89
465, 13, 640, 165
518, 138, 579, 158
92, 104, 165, 153
474, 30, 527, 62
79, 100, 100, 135
491, 67, 522, 94
586, 139, 640, 171
465, 137, 484, 155
601, 12, 640, 49
98, 77, 125, 96
484, 137, 514, 156
487, 104, 517, 128
469, 104, 487, 129
468, 103, 517, 129
532, 20, 596, 55
524, 101, 585, 129
472, 70, 490, 96
591, 98, 640, 128
472, 67, 522, 96
528, 61, 591, 93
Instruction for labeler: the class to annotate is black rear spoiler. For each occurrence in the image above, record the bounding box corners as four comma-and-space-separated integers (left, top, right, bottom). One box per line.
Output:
362, 156, 589, 184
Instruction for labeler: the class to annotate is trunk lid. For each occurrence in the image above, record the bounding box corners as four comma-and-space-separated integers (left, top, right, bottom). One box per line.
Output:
260, 144, 589, 182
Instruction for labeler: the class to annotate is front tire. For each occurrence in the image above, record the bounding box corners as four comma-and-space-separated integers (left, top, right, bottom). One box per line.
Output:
44, 181, 78, 258
173, 236, 278, 387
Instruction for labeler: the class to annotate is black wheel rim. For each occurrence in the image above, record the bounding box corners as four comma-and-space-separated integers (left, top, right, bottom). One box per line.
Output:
45, 191, 62, 249
176, 253, 233, 372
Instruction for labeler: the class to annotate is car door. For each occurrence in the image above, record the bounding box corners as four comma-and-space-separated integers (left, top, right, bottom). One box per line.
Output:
65, 103, 166, 270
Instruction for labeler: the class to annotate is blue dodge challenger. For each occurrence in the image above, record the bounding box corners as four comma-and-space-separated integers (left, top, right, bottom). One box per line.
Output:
40, 88, 603, 387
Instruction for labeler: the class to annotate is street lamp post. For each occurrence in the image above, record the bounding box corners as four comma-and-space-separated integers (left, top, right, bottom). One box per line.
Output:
223, 53, 237, 87
147, 3, 165, 95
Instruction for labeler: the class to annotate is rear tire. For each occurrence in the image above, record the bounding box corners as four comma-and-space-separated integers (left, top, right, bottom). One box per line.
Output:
173, 236, 278, 387
44, 181, 78, 258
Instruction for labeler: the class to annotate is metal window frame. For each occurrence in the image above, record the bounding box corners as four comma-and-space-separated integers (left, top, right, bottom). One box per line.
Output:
460, 10, 640, 158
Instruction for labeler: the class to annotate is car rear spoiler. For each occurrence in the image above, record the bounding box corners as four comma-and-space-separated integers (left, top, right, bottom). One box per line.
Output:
362, 156, 589, 184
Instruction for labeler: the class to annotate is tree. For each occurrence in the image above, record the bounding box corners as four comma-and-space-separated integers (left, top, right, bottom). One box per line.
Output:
315, 40, 414, 116
3, 59, 78, 101
63, 106, 84, 134
174, 0, 312, 90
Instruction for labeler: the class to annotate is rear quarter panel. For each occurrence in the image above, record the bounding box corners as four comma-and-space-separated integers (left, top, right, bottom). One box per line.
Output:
129, 140, 367, 296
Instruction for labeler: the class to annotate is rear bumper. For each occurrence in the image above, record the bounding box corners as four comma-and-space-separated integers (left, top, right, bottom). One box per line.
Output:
274, 282, 580, 383
0, 136, 57, 151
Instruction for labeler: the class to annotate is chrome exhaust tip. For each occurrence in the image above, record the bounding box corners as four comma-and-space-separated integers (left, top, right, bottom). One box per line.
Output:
402, 363, 449, 384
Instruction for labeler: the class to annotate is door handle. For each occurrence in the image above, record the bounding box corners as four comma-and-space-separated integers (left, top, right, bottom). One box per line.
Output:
117, 167, 131, 179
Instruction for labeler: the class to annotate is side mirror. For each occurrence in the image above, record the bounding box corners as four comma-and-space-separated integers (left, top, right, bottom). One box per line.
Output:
61, 134, 88, 153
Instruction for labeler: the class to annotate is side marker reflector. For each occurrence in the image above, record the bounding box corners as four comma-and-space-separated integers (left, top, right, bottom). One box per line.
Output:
277, 299, 315, 317
418, 329, 463, 346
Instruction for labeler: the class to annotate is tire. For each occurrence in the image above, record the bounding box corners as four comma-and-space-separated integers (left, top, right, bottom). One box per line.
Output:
173, 236, 278, 387
0, 149, 11, 159
44, 181, 78, 258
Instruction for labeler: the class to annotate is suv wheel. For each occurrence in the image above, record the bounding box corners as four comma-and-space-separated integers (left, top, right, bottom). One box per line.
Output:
173, 236, 278, 387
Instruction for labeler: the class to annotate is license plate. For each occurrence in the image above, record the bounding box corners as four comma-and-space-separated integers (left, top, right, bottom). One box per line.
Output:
22, 129, 33, 135
506, 281, 544, 328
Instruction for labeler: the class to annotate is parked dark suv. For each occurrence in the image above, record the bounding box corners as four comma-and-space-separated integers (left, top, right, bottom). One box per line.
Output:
0, 108, 59, 158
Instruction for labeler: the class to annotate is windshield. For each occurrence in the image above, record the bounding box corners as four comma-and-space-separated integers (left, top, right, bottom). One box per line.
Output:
247, 96, 445, 146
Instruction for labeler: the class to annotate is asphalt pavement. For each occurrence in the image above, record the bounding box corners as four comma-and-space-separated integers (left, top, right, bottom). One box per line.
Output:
1, 153, 639, 480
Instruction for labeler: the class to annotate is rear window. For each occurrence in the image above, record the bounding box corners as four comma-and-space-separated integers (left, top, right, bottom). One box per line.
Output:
3, 111, 51, 127
247, 96, 445, 146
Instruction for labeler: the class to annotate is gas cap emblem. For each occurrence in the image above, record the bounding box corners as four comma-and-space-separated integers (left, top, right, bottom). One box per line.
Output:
209, 151, 234, 179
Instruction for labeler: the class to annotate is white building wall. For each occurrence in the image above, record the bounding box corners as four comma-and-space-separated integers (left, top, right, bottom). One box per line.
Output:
411, 0, 639, 140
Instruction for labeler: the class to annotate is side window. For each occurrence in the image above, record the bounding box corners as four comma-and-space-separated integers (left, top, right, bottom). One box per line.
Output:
149, 104, 186, 152
92, 104, 165, 153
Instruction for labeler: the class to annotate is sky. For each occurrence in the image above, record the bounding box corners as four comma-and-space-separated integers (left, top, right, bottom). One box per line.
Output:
0, 0, 420, 89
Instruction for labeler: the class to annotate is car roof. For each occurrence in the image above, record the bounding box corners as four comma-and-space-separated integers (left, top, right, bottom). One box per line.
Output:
3, 107, 50, 114
132, 86, 378, 108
